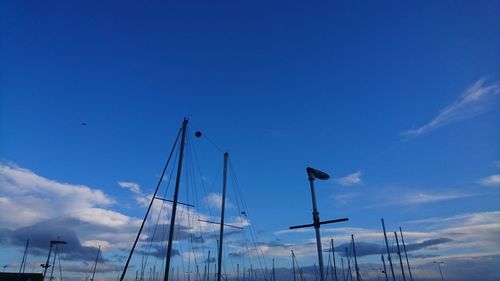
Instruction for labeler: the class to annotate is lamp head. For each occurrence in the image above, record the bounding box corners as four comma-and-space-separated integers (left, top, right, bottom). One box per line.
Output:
306, 167, 330, 180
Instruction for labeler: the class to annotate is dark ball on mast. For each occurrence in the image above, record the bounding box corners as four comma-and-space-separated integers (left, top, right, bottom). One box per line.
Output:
195, 131, 202, 138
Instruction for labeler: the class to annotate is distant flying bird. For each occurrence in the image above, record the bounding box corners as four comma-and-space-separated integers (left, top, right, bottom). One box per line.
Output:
241, 211, 247, 216
82, 122, 87, 125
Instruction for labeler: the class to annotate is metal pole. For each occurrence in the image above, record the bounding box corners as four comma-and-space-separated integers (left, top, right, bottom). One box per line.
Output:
292, 251, 296, 281
331, 239, 338, 281
272, 259, 276, 281
340, 258, 345, 281
19, 239, 29, 274
345, 248, 352, 281
381, 219, 396, 281
307, 171, 325, 281
217, 152, 229, 281
351, 235, 360, 281
399, 228, 413, 281
164, 118, 188, 281
381, 255, 388, 281
394, 232, 406, 281
49, 244, 59, 281
120, 128, 181, 281
91, 246, 101, 281
207, 250, 210, 281
434, 262, 444, 281
43, 243, 54, 281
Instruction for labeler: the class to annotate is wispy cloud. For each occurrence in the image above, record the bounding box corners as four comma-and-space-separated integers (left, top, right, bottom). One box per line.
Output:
118, 181, 142, 194
335, 171, 362, 186
403, 79, 500, 138
203, 193, 234, 210
400, 192, 473, 205
479, 174, 500, 187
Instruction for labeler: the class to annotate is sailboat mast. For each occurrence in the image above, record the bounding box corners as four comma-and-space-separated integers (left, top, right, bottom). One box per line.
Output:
381, 219, 396, 281
19, 239, 29, 273
351, 235, 360, 281
217, 152, 229, 281
164, 118, 189, 281
381, 255, 388, 281
331, 239, 337, 281
120, 127, 181, 281
394, 232, 406, 281
207, 250, 211, 281
291, 251, 296, 281
399, 227, 413, 281
91, 246, 101, 281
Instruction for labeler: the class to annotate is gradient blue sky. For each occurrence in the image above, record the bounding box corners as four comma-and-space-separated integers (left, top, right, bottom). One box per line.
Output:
1, 1, 500, 281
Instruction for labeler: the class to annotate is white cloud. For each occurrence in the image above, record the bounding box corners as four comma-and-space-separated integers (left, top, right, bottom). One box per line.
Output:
0, 163, 142, 252
335, 171, 362, 186
403, 79, 500, 138
118, 181, 142, 194
401, 192, 473, 204
479, 174, 500, 186
203, 192, 234, 210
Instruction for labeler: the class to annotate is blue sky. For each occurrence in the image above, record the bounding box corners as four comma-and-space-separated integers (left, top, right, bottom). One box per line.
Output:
1, 1, 499, 281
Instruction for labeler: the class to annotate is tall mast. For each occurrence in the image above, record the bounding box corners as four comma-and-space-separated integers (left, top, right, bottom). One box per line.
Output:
381, 255, 388, 281
399, 227, 413, 281
381, 219, 396, 281
345, 248, 352, 281
19, 239, 29, 273
272, 259, 276, 281
351, 235, 360, 281
42, 242, 54, 280
164, 118, 189, 281
340, 258, 345, 281
90, 246, 101, 281
217, 152, 229, 281
49, 244, 60, 281
207, 250, 210, 281
120, 127, 181, 281
394, 232, 406, 281
331, 239, 338, 281
291, 251, 296, 281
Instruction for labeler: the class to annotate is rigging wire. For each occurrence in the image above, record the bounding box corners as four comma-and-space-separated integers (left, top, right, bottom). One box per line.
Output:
120, 128, 181, 281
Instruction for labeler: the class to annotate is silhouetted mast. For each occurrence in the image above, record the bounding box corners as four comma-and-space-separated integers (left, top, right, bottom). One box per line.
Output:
381, 255, 388, 281
394, 232, 406, 281
381, 219, 396, 281
351, 235, 360, 281
216, 152, 229, 281
19, 239, 29, 273
399, 227, 413, 281
164, 118, 189, 281
331, 239, 338, 281
90, 246, 101, 281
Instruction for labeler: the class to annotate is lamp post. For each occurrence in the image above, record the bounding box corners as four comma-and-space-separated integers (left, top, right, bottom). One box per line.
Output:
289, 167, 349, 281
433, 261, 444, 281
42, 240, 67, 281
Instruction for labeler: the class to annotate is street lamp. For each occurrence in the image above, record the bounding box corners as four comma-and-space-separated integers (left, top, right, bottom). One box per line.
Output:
433, 261, 444, 281
42, 240, 67, 281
